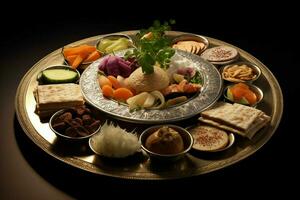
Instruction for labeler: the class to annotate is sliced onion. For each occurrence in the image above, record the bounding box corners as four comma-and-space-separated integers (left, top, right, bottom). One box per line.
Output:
143, 94, 156, 108
126, 92, 149, 109
126, 91, 165, 110
150, 90, 165, 109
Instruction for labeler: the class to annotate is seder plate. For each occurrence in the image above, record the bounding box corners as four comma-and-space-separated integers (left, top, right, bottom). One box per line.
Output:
80, 49, 222, 124
15, 31, 283, 179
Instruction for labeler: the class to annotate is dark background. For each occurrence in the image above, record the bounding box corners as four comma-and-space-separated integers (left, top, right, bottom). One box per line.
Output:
1, 2, 298, 199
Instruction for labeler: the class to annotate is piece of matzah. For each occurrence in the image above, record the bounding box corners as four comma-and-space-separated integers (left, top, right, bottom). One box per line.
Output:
201, 102, 263, 131
199, 114, 270, 139
36, 83, 84, 110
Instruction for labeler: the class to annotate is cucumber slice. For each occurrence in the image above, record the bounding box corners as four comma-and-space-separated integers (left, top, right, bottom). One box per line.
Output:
42, 69, 78, 83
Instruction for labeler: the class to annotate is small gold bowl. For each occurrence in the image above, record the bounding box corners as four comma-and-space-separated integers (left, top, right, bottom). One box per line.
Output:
186, 125, 235, 152
139, 125, 194, 161
61, 44, 101, 72
49, 108, 101, 142
223, 83, 264, 107
220, 61, 261, 83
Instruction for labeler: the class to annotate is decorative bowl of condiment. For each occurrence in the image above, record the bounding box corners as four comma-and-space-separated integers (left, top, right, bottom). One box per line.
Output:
139, 124, 194, 161
224, 83, 264, 107
49, 106, 101, 142
172, 34, 209, 55
220, 62, 261, 83
96, 33, 133, 54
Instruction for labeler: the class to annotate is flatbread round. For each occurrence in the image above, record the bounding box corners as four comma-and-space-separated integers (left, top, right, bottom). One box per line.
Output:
201, 46, 238, 62
189, 125, 229, 151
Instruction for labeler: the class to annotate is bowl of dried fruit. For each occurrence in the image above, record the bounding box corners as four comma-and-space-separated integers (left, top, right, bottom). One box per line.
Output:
49, 106, 101, 142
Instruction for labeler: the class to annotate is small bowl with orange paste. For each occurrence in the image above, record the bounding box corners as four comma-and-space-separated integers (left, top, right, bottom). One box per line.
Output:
224, 83, 263, 107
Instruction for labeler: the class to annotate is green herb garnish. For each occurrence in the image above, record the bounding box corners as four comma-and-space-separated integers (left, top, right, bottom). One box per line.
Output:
125, 20, 176, 74
190, 71, 203, 84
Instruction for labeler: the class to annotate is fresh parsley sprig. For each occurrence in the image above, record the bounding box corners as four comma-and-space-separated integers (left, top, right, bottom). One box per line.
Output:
125, 20, 176, 74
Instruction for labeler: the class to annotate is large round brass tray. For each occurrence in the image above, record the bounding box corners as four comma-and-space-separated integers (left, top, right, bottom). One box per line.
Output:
15, 31, 283, 179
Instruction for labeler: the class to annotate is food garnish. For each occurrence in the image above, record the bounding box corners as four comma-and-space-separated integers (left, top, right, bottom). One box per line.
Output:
90, 121, 140, 158
124, 20, 176, 74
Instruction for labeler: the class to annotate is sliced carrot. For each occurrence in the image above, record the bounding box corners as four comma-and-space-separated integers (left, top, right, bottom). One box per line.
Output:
236, 83, 249, 89
65, 55, 77, 65
113, 88, 133, 101
102, 85, 114, 98
98, 75, 112, 88
63, 45, 96, 57
107, 75, 121, 89
231, 86, 245, 100
71, 55, 83, 69
83, 50, 101, 63
244, 91, 257, 105
230, 83, 257, 105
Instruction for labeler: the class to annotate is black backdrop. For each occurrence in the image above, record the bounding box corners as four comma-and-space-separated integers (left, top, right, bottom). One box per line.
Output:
1, 2, 298, 199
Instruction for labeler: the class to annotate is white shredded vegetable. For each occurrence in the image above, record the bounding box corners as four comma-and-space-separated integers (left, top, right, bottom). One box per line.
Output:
90, 121, 140, 158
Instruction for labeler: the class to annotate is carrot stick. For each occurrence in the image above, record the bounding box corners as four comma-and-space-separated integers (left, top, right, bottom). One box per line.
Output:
65, 55, 77, 65
71, 55, 83, 69
83, 50, 101, 63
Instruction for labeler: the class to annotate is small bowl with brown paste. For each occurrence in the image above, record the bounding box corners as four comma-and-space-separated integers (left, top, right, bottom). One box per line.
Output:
139, 125, 193, 161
